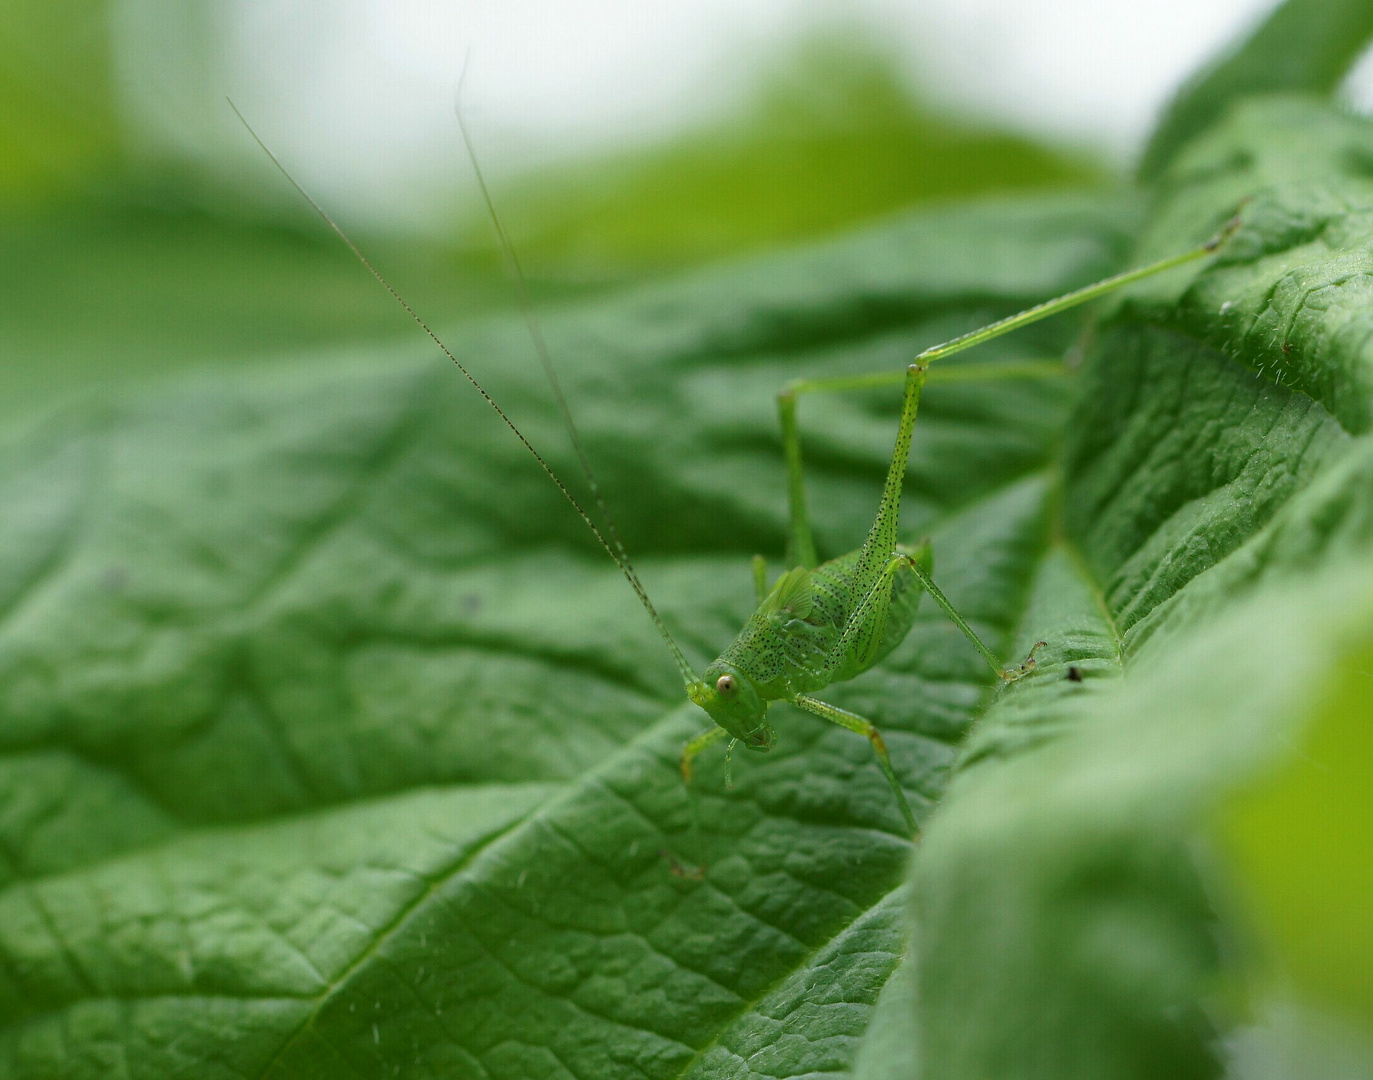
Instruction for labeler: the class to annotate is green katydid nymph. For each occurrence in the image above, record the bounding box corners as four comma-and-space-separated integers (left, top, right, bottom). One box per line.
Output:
233, 99, 1237, 840
675, 221, 1237, 834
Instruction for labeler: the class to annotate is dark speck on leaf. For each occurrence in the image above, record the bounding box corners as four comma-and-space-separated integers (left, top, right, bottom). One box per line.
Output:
659, 849, 705, 881
1066, 665, 1083, 683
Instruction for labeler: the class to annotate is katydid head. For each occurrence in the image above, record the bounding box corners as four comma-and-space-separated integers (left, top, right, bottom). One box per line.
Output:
688, 663, 775, 751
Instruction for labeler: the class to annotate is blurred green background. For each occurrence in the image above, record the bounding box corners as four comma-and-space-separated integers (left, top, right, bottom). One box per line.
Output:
0, 0, 1127, 428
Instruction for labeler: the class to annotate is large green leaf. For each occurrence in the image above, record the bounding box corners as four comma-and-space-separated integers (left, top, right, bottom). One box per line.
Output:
905, 95, 1373, 1080
0, 194, 1131, 1077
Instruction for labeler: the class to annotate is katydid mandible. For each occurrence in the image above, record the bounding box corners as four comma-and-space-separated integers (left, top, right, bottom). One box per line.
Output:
234, 100, 1237, 839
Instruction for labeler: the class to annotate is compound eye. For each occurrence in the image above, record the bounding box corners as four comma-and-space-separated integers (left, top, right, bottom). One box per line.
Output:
716, 674, 736, 697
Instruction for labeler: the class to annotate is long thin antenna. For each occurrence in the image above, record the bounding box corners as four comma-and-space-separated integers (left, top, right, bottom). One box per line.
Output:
228, 98, 700, 690
451, 91, 690, 677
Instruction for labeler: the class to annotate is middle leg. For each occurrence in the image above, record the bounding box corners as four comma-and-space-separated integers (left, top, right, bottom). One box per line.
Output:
792, 693, 918, 835
776, 360, 1063, 571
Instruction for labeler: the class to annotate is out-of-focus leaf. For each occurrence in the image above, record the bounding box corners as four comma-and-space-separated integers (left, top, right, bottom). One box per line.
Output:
915, 565, 1373, 1080
1222, 631, 1373, 1033
460, 33, 1105, 277
0, 0, 123, 204
1138, 0, 1373, 181
0, 206, 580, 424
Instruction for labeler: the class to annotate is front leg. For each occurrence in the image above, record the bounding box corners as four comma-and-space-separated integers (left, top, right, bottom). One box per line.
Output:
681, 724, 728, 784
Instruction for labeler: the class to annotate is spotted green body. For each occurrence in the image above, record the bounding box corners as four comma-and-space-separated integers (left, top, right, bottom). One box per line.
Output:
717, 543, 931, 698
681, 360, 988, 835
680, 222, 1237, 836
